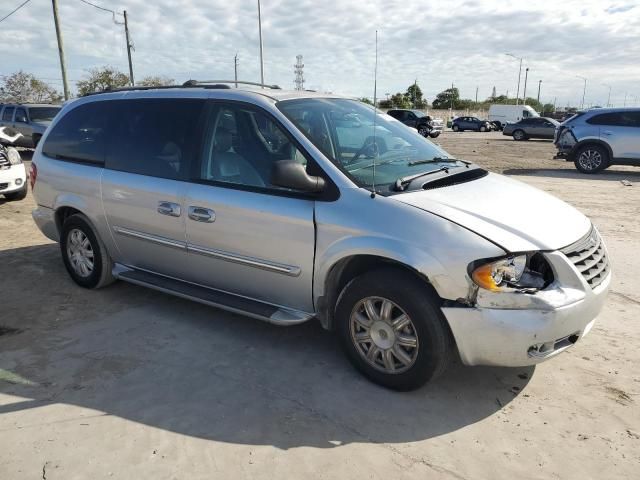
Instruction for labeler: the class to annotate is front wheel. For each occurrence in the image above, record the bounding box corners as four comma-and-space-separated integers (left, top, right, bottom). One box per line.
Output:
336, 268, 453, 391
60, 213, 115, 289
513, 129, 527, 141
479, 125, 487, 132
574, 144, 609, 173
417, 124, 430, 137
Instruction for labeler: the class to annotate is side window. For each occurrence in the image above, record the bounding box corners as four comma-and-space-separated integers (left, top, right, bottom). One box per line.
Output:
42, 102, 108, 164
106, 99, 205, 180
587, 113, 626, 126
628, 112, 640, 127
15, 108, 28, 123
199, 103, 309, 190
2, 107, 15, 121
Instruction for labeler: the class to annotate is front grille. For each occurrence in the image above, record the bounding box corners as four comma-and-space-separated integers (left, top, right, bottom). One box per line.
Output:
562, 227, 610, 289
0, 183, 8, 191
0, 156, 10, 169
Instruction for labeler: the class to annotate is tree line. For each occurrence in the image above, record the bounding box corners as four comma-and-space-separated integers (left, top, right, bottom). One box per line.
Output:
0, 68, 174, 103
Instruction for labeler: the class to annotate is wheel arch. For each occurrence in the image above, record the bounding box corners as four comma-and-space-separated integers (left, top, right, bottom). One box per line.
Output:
316, 254, 442, 331
570, 139, 613, 161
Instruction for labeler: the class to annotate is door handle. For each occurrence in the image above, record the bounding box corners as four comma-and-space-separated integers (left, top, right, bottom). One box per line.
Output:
188, 206, 216, 223
157, 201, 181, 217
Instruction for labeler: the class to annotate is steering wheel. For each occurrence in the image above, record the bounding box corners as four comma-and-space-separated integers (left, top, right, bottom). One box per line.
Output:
350, 139, 379, 163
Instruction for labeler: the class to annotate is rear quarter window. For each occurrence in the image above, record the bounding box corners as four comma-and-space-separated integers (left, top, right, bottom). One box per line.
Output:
42, 102, 109, 164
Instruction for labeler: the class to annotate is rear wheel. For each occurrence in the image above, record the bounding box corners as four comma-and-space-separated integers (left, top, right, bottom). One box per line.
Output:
574, 144, 609, 173
336, 268, 452, 391
513, 129, 527, 141
452, 124, 460, 132
60, 213, 115, 289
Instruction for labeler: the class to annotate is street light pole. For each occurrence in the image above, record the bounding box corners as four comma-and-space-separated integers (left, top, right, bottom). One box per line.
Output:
257, 0, 265, 86
576, 75, 587, 109
522, 67, 529, 105
505, 53, 523, 105
602, 84, 611, 107
537, 80, 542, 104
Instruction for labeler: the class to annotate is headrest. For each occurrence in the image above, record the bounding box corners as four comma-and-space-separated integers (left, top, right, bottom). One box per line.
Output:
214, 129, 233, 153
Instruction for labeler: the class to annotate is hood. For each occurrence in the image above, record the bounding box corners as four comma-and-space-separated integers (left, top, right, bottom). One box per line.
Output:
395, 172, 591, 252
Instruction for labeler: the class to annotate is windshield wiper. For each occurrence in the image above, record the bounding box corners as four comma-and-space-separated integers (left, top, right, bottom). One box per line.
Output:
408, 157, 471, 166
393, 166, 450, 191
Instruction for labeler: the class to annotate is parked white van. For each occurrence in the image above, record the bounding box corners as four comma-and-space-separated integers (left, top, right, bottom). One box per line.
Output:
489, 104, 539, 129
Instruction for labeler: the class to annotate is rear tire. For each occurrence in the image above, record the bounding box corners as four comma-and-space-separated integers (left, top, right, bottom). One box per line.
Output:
513, 129, 527, 141
60, 213, 115, 289
452, 124, 460, 132
336, 268, 453, 391
4, 186, 27, 201
574, 144, 609, 173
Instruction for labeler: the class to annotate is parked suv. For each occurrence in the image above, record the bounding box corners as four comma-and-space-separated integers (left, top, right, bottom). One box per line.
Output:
31, 83, 610, 390
386, 109, 442, 138
555, 108, 640, 173
451, 116, 492, 132
0, 103, 61, 148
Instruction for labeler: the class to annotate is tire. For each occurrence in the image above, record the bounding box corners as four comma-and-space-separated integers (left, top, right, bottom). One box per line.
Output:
574, 144, 609, 174
417, 124, 430, 137
4, 186, 27, 201
336, 268, 453, 391
479, 125, 487, 132
429, 132, 440, 138
513, 129, 527, 141
452, 124, 459, 132
60, 213, 115, 289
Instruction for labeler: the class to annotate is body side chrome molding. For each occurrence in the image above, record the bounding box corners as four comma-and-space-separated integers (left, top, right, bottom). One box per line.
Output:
187, 243, 301, 277
112, 226, 186, 250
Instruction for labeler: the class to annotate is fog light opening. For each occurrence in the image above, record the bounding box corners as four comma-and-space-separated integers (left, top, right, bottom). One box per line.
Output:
15, 178, 23, 186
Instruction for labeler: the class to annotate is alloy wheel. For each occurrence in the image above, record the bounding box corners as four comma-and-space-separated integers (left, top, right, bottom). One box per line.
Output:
350, 296, 419, 374
578, 149, 602, 171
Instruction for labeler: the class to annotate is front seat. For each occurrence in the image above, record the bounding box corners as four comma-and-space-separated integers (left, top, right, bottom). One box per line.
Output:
211, 129, 265, 187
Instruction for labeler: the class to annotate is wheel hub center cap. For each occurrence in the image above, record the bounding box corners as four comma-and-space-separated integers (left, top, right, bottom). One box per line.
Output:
370, 321, 395, 349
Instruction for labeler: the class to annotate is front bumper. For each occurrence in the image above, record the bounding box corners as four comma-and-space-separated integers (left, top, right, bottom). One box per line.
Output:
442, 250, 611, 367
0, 163, 27, 194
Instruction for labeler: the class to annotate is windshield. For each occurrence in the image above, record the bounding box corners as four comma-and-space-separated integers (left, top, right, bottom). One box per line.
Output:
411, 110, 426, 118
277, 98, 465, 193
29, 107, 60, 122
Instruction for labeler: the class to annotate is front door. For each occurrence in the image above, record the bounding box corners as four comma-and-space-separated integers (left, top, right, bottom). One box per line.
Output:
184, 102, 316, 312
101, 98, 207, 278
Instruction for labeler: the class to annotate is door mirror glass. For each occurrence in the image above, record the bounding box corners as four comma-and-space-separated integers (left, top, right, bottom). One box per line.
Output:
271, 160, 325, 193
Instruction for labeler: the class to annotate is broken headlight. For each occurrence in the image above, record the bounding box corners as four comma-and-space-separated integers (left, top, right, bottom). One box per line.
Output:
470, 253, 553, 292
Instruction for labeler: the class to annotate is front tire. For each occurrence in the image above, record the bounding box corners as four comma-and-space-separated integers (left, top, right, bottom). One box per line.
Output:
60, 213, 115, 289
336, 268, 452, 391
513, 129, 527, 141
479, 125, 487, 132
574, 144, 609, 173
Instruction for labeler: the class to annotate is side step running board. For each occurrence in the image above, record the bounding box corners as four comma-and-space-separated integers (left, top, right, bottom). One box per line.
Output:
113, 265, 314, 326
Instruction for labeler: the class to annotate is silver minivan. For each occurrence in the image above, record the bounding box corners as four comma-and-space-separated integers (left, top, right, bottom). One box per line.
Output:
31, 83, 611, 390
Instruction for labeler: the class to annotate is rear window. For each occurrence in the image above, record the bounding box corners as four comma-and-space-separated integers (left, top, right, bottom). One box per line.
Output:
105, 99, 205, 181
2, 107, 14, 121
42, 102, 109, 164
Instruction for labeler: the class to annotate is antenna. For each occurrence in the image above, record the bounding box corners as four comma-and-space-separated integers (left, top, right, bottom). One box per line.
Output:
371, 30, 378, 198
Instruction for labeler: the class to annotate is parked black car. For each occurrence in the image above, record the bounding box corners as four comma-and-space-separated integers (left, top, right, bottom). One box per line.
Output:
387, 109, 442, 138
503, 117, 559, 140
451, 116, 492, 132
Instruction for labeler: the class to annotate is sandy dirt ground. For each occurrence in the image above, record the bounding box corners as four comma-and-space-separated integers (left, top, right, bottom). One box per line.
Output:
1, 132, 639, 479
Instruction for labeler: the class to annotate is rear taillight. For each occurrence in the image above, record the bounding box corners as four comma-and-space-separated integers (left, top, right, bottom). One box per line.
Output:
29, 163, 37, 190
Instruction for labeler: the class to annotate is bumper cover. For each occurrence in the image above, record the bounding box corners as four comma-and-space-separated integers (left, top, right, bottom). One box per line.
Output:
32, 205, 59, 242
0, 164, 26, 194
442, 251, 611, 367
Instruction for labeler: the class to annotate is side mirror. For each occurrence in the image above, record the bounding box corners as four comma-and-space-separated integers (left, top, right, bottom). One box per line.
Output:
271, 160, 325, 193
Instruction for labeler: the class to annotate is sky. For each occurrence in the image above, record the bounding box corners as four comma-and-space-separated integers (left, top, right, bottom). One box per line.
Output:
1, 0, 639, 107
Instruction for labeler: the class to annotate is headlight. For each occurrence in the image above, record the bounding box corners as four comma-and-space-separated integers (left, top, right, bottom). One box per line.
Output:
470, 253, 552, 292
7, 147, 22, 165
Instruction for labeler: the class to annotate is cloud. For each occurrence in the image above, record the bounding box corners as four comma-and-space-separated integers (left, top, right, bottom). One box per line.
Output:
1, 0, 639, 107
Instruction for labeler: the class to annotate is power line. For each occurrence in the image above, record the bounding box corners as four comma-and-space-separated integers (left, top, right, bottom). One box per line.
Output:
78, 0, 121, 16
0, 0, 32, 24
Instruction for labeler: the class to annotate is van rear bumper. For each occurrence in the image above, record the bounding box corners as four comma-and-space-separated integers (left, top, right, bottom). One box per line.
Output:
32, 205, 59, 242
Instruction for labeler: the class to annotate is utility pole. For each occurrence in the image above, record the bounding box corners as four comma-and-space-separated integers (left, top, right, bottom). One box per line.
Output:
51, 0, 70, 100
234, 53, 239, 88
294, 55, 305, 91
537, 80, 542, 104
506, 53, 523, 106
522, 68, 529, 105
475, 86, 478, 105
124, 10, 134, 85
624, 92, 627, 107
257, 0, 265, 86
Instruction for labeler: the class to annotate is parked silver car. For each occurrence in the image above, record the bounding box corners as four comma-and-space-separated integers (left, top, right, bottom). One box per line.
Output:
554, 107, 640, 173
0, 103, 61, 148
503, 117, 559, 140
31, 82, 610, 390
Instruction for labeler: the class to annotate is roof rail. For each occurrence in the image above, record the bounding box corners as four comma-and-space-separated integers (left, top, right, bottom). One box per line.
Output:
184, 80, 281, 90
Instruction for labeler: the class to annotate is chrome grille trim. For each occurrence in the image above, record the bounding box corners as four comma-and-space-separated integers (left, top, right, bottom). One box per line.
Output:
561, 227, 610, 289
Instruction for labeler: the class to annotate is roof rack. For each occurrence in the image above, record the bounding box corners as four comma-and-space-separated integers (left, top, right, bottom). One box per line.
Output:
184, 80, 281, 90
